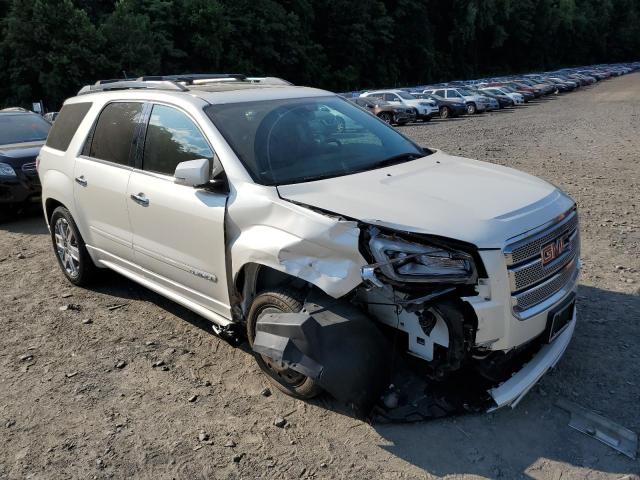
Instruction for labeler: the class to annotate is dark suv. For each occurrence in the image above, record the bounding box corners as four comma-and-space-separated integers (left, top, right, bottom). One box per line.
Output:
0, 108, 51, 213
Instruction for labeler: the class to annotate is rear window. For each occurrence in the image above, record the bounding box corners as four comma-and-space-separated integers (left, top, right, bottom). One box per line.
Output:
0, 114, 51, 146
45, 102, 92, 151
88, 102, 144, 166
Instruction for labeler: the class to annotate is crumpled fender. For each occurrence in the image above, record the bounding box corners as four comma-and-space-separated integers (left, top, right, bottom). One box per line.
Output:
227, 183, 366, 298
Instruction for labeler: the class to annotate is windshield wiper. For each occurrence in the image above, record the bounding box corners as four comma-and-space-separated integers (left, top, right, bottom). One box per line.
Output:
373, 152, 424, 169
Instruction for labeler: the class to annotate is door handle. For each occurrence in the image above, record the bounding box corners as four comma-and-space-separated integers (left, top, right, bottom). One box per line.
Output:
130, 193, 149, 206
75, 176, 87, 187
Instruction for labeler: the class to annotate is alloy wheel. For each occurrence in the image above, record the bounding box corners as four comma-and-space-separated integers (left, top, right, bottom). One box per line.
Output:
54, 218, 80, 278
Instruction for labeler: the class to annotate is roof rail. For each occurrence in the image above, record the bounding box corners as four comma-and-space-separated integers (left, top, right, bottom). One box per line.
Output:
139, 74, 247, 84
77, 80, 189, 96
76, 73, 292, 95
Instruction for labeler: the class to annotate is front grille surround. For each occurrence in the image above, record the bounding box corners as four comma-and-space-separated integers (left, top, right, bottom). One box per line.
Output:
504, 207, 580, 318
504, 209, 578, 266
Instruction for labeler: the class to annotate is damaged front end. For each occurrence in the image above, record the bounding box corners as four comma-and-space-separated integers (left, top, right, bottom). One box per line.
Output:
247, 217, 575, 420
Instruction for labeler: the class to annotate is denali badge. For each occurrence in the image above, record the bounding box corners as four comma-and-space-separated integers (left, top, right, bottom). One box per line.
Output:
541, 236, 569, 265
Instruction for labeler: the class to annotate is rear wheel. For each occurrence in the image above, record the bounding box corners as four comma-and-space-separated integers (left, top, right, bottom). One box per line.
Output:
440, 106, 451, 119
50, 206, 96, 286
466, 103, 477, 115
246, 289, 322, 399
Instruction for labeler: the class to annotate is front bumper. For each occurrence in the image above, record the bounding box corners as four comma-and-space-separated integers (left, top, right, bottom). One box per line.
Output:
0, 173, 41, 206
394, 111, 416, 123
489, 310, 576, 409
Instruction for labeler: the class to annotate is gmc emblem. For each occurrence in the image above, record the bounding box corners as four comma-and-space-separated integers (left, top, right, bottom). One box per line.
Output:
541, 236, 569, 265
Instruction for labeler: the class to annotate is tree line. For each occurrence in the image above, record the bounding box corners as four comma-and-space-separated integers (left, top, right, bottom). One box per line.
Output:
0, 0, 639, 110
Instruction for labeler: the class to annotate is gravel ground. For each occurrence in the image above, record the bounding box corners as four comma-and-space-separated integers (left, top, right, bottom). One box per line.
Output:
1, 73, 639, 479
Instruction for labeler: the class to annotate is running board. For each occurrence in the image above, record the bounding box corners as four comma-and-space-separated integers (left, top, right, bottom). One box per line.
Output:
99, 259, 233, 328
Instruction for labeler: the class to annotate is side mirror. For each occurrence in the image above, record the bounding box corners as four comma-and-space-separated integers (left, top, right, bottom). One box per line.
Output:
174, 158, 210, 187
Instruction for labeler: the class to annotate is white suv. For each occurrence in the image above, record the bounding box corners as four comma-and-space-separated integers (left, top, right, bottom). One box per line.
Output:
359, 89, 439, 121
423, 87, 489, 114
39, 75, 579, 412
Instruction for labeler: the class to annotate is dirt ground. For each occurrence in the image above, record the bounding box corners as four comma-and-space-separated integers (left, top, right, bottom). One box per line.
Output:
1, 73, 639, 480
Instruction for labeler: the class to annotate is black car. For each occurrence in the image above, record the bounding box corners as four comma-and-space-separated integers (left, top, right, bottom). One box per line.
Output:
0, 109, 51, 213
412, 93, 467, 119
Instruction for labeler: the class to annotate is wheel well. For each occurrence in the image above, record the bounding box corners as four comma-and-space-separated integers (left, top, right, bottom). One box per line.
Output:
233, 263, 313, 319
45, 198, 65, 222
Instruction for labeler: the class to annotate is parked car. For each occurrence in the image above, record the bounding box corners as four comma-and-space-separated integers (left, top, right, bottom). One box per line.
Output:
422, 87, 489, 114
0, 108, 51, 214
359, 90, 438, 121
411, 93, 467, 118
517, 78, 556, 95
39, 75, 580, 413
480, 86, 524, 105
499, 81, 540, 98
467, 88, 512, 109
350, 96, 416, 125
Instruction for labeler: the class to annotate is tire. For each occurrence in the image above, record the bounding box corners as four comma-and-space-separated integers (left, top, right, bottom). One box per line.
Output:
50, 206, 96, 286
439, 106, 451, 119
378, 112, 393, 124
246, 289, 322, 399
466, 103, 477, 115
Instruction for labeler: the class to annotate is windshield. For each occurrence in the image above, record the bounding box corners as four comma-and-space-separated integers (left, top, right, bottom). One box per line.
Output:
396, 91, 416, 100
0, 114, 51, 145
205, 96, 426, 185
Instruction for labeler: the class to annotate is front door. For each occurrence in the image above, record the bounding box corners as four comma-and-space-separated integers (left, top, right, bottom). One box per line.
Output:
73, 101, 145, 263
126, 104, 230, 318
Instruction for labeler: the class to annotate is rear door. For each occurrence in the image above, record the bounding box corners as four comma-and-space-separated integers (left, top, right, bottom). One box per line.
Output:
73, 102, 144, 263
126, 103, 230, 317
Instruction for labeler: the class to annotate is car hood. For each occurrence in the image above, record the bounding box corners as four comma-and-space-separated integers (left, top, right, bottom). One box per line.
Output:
277, 150, 574, 248
0, 141, 44, 167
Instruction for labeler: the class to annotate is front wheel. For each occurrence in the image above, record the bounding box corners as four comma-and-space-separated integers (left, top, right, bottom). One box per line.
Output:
466, 103, 477, 115
50, 206, 96, 286
378, 112, 393, 124
246, 290, 322, 399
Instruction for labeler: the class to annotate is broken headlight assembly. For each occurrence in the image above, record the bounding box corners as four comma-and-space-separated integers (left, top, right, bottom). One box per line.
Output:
365, 231, 478, 286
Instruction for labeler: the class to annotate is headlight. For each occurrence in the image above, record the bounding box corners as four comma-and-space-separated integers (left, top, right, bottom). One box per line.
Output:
368, 233, 477, 284
0, 162, 17, 177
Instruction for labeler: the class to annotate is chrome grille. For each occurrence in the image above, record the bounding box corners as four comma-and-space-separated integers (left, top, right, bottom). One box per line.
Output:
22, 162, 37, 174
504, 207, 580, 317
513, 258, 579, 312
510, 230, 580, 291
505, 209, 578, 266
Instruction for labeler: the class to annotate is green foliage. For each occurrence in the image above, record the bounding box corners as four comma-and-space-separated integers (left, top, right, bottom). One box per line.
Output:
0, 0, 639, 109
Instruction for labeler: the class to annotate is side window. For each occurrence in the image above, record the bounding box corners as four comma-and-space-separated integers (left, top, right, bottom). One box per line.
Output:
435, 89, 445, 97
46, 102, 92, 152
142, 104, 214, 176
383, 93, 398, 102
88, 102, 144, 166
